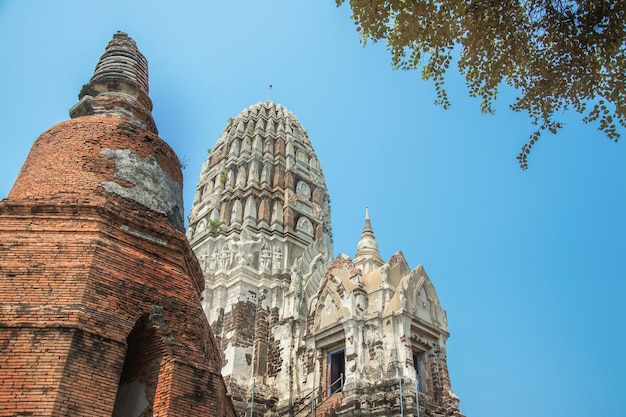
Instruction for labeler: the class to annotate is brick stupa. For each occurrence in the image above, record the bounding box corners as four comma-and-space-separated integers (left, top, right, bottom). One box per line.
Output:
0, 32, 235, 417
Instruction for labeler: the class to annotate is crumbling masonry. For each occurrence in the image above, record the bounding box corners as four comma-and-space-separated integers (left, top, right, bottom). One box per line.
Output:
0, 31, 465, 417
0, 32, 235, 417
187, 99, 465, 417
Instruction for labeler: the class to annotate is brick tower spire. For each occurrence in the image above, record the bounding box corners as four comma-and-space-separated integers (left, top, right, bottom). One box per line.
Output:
0, 33, 234, 417
70, 30, 157, 133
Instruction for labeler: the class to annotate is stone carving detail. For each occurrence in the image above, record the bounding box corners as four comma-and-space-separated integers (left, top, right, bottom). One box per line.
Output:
211, 206, 220, 222
261, 164, 272, 185
420, 289, 428, 308
199, 252, 208, 270
236, 166, 247, 187
231, 200, 243, 224
289, 236, 333, 318
196, 219, 207, 233
272, 247, 282, 273
296, 181, 310, 198
271, 201, 283, 225
209, 252, 218, 270
296, 217, 313, 236
248, 160, 260, 185
242, 136, 251, 153
286, 189, 297, 206
296, 149, 308, 164
244, 196, 257, 222
219, 247, 231, 269
228, 230, 263, 266
252, 136, 262, 153
290, 261, 303, 296
259, 244, 272, 272
229, 140, 240, 156
227, 170, 235, 189
312, 205, 322, 219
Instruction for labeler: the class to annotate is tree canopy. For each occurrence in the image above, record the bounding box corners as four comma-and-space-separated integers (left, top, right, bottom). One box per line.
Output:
337, 0, 625, 168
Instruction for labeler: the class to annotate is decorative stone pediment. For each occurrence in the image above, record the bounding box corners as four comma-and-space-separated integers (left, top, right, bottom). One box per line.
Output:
382, 264, 448, 331
386, 251, 411, 288
313, 289, 347, 332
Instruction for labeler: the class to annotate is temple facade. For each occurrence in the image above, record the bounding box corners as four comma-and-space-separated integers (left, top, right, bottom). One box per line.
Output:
187, 101, 465, 417
0, 30, 464, 417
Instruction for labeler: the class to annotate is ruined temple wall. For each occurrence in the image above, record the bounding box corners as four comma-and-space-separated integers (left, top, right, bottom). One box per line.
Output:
0, 196, 235, 416
201, 279, 304, 414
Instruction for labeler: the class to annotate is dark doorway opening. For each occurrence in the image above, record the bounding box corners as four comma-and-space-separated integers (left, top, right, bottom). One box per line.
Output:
327, 347, 345, 395
112, 315, 162, 417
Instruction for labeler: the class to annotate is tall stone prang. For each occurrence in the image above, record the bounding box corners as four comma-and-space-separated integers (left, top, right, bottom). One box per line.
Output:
0, 32, 235, 417
190, 104, 465, 417
187, 101, 334, 412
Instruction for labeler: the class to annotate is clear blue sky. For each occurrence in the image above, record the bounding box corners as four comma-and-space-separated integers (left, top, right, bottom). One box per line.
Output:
1, 2, 624, 416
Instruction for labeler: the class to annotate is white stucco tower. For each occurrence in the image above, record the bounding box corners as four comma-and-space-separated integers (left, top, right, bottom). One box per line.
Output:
187, 101, 333, 413
189, 102, 464, 417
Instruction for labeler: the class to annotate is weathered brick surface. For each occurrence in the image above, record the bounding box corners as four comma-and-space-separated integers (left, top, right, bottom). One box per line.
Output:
0, 116, 234, 415
9, 117, 182, 212
316, 393, 343, 417
266, 307, 282, 378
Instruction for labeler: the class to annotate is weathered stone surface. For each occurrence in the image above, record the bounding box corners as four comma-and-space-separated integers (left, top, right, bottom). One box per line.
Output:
190, 105, 464, 417
188, 101, 334, 414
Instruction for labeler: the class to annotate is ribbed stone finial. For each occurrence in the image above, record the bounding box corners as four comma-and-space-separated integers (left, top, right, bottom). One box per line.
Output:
354, 206, 384, 272
69, 31, 156, 133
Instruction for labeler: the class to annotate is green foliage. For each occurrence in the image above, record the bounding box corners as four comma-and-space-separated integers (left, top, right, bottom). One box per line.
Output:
219, 171, 228, 184
337, 0, 625, 169
208, 219, 221, 231
227, 117, 234, 127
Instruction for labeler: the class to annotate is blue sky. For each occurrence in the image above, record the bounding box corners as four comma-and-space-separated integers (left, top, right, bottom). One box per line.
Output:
1, 2, 624, 416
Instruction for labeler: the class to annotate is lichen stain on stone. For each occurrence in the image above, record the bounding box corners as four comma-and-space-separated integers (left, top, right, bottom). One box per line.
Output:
99, 148, 183, 230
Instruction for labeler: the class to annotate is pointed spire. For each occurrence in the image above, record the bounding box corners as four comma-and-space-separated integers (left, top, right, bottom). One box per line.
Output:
364, 206, 373, 233
354, 206, 384, 273
69, 31, 157, 133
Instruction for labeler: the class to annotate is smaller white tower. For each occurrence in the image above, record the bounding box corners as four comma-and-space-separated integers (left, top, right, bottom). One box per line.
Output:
353, 206, 384, 273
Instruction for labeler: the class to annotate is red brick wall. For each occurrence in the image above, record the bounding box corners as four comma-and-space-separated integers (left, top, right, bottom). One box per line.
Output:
0, 116, 234, 417
8, 117, 182, 203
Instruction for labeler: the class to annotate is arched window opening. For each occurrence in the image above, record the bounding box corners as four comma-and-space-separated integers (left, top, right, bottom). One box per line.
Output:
112, 314, 163, 417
